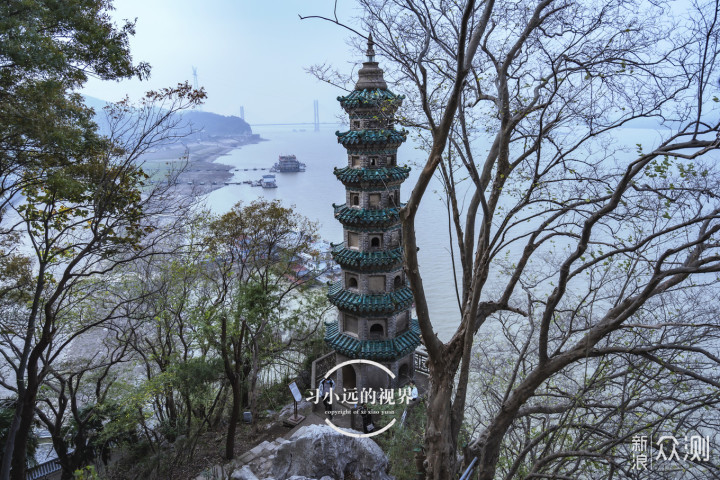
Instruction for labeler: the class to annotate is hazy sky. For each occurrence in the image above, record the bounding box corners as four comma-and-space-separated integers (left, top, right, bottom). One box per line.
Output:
83, 1, 363, 124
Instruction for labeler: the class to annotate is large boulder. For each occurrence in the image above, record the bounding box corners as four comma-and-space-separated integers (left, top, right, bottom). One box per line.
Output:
232, 465, 260, 480
270, 425, 393, 480
260, 476, 333, 480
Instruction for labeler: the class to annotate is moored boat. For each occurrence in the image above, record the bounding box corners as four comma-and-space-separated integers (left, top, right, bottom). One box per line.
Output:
270, 154, 306, 172
261, 174, 277, 188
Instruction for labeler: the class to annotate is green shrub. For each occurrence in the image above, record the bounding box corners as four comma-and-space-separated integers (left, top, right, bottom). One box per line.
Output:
374, 399, 427, 480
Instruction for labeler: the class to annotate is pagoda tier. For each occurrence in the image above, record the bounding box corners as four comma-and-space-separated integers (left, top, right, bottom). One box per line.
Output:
327, 282, 414, 315
331, 243, 403, 272
336, 129, 407, 148
333, 203, 404, 229
333, 165, 411, 187
326, 34, 420, 390
337, 88, 404, 110
324, 318, 421, 361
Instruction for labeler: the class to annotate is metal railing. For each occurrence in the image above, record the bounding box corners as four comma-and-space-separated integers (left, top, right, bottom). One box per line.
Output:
414, 349, 429, 375
459, 457, 478, 480
311, 350, 337, 390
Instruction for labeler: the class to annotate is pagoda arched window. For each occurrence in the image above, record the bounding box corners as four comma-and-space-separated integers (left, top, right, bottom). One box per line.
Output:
394, 275, 403, 290
389, 191, 399, 207
369, 323, 385, 340
398, 363, 410, 381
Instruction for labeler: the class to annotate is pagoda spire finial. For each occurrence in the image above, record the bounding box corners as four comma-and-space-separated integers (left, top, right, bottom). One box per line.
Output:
366, 33, 376, 62
355, 32, 387, 90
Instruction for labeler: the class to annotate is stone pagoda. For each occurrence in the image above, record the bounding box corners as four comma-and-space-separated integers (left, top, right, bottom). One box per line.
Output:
325, 35, 421, 393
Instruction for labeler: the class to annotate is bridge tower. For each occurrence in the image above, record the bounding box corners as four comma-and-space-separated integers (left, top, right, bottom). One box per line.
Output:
314, 100, 320, 132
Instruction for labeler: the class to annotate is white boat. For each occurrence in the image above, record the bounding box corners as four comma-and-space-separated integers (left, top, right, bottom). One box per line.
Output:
261, 174, 277, 188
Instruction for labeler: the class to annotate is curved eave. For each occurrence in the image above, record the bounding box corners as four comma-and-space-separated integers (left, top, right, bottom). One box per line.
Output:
337, 88, 405, 110
331, 243, 404, 270
336, 129, 407, 148
327, 282, 414, 314
333, 204, 403, 228
324, 318, 421, 361
333, 166, 411, 186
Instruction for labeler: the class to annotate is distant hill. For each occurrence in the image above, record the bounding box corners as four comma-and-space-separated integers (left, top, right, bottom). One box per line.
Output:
183, 110, 252, 137
82, 95, 253, 138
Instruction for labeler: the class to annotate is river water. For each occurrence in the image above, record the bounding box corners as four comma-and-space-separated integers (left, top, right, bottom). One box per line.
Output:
204, 124, 465, 340
203, 124, 667, 341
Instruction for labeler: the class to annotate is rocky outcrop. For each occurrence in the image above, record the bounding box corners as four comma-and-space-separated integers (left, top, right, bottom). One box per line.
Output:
215, 425, 394, 480
199, 423, 393, 480
268, 424, 393, 480
231, 466, 260, 480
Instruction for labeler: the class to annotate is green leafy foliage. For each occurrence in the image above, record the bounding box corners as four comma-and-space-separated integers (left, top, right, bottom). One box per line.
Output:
0, 0, 149, 215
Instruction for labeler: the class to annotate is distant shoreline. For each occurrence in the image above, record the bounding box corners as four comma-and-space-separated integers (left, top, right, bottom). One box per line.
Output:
142, 134, 264, 195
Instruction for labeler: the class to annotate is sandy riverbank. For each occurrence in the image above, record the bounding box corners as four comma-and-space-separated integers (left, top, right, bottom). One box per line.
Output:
142, 135, 263, 195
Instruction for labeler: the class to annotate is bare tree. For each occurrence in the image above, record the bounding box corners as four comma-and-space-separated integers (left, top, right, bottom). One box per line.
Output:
35, 329, 130, 480
466, 287, 720, 479
306, 0, 720, 477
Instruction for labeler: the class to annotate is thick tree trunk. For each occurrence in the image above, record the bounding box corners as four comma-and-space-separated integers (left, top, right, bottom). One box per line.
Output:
9, 386, 37, 480
165, 388, 178, 434
240, 360, 252, 407
184, 392, 193, 429
424, 371, 459, 479
474, 413, 520, 480
249, 344, 260, 434
2, 406, 23, 479
51, 433, 81, 480
225, 378, 241, 460
1, 272, 46, 480
55, 444, 73, 480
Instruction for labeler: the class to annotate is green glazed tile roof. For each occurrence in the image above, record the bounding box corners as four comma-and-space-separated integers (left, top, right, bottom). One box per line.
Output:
342, 148, 400, 155
324, 318, 421, 360
327, 282, 414, 314
331, 243, 404, 269
333, 204, 403, 227
336, 129, 407, 147
334, 166, 411, 186
337, 88, 405, 109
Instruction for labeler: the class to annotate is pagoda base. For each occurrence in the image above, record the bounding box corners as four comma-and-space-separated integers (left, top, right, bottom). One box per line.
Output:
333, 352, 416, 395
